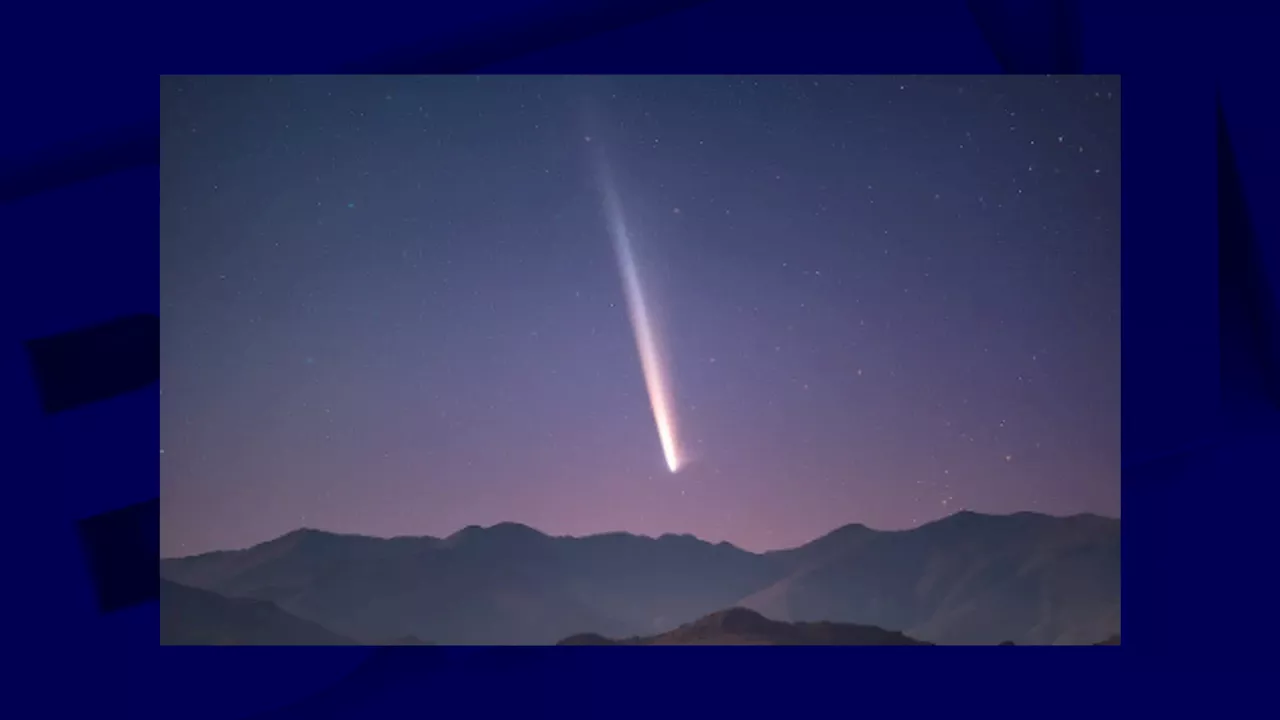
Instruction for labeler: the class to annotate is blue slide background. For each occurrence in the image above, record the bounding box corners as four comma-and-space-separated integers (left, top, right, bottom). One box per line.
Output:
1, 2, 1275, 717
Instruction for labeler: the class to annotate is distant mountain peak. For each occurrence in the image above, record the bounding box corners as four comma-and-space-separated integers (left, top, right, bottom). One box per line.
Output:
446, 521, 549, 543
559, 632, 618, 646
272, 527, 355, 543
695, 607, 774, 633
558, 607, 933, 646
490, 521, 544, 534
264, 526, 366, 549
922, 509, 1120, 532
938, 509, 1117, 523
925, 509, 1040, 528
830, 522, 872, 535
777, 521, 876, 558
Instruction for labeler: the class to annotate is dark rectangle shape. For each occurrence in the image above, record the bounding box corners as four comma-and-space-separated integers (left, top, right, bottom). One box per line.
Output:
25, 313, 159, 414
77, 498, 160, 613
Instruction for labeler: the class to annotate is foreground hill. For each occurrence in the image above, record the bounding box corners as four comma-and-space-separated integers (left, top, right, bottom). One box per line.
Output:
160, 511, 1120, 646
558, 607, 931, 645
160, 579, 355, 645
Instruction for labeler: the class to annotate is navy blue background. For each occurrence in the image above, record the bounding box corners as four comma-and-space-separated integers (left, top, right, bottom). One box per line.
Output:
1, 1, 1273, 716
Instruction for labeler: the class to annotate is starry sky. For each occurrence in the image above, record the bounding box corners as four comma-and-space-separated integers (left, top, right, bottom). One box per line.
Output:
160, 75, 1121, 558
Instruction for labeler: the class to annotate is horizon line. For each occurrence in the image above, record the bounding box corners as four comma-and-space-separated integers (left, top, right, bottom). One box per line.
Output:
161, 508, 1120, 561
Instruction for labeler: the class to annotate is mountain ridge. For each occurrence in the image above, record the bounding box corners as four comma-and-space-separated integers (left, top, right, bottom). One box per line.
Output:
163, 510, 1117, 561
160, 510, 1119, 646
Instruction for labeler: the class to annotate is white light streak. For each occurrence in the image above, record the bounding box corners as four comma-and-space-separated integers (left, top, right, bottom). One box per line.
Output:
589, 144, 683, 473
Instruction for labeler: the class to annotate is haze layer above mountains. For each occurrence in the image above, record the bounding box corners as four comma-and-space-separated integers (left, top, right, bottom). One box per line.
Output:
160, 510, 1119, 646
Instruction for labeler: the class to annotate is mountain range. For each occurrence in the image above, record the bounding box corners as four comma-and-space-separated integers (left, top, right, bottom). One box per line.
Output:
159, 510, 1120, 645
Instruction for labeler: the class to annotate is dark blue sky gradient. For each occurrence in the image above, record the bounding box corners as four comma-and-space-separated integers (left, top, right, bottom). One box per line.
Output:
160, 75, 1120, 557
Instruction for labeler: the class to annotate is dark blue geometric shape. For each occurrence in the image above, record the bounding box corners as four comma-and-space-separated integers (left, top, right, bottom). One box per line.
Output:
0, 121, 158, 204
341, 0, 708, 73
76, 498, 159, 613
966, 0, 1082, 73
1217, 97, 1280, 413
25, 313, 158, 414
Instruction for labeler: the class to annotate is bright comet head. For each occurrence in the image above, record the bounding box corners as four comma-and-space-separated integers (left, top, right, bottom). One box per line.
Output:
665, 435, 686, 474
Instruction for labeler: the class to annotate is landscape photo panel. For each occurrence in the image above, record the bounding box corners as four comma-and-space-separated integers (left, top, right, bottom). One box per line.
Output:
160, 74, 1120, 646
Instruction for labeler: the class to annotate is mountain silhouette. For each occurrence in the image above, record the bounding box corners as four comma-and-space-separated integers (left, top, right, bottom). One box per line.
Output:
160, 511, 1119, 645
740, 511, 1121, 645
558, 607, 931, 645
160, 578, 355, 645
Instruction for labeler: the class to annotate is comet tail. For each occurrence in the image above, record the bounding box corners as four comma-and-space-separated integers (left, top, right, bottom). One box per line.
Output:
590, 148, 683, 473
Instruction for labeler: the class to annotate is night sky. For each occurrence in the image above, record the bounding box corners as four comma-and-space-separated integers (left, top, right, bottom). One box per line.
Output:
160, 75, 1121, 558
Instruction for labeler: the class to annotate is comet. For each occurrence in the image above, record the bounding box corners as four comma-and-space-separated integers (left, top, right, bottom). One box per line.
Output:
588, 141, 684, 473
